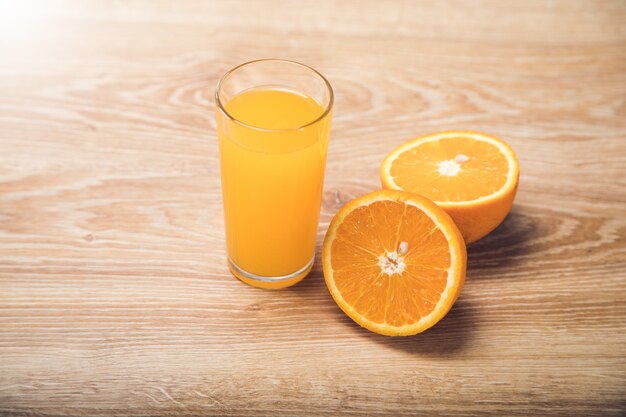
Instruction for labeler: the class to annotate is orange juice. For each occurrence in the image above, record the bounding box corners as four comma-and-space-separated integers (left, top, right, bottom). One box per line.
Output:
217, 87, 332, 288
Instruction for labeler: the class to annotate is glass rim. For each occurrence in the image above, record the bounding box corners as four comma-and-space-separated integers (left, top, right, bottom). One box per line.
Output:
215, 58, 334, 132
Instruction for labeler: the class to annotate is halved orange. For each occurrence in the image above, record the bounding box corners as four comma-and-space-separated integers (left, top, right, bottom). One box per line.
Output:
322, 190, 466, 336
381, 131, 520, 244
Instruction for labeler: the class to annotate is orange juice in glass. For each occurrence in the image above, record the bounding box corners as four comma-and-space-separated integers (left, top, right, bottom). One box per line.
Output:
215, 59, 333, 289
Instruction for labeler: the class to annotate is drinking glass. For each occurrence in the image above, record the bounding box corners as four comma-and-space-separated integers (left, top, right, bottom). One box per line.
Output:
215, 59, 333, 289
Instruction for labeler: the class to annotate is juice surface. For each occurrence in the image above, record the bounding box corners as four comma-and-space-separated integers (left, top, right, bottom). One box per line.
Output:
218, 88, 331, 280
226, 88, 323, 130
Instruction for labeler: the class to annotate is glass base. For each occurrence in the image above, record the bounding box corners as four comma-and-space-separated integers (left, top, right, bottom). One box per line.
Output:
228, 257, 314, 289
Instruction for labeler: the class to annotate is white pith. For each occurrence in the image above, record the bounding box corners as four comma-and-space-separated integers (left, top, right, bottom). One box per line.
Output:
438, 159, 460, 176
438, 154, 470, 177
379, 250, 406, 275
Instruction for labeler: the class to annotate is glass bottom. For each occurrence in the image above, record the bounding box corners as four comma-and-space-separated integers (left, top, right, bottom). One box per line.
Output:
228, 256, 314, 289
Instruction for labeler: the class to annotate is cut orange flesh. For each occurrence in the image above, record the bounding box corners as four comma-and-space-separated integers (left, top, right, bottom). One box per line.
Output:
322, 190, 466, 336
381, 131, 520, 243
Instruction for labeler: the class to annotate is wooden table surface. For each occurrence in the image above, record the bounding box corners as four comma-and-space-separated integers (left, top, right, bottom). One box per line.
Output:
2, 1, 626, 416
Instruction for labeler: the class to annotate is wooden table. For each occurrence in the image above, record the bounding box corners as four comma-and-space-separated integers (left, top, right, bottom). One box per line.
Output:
1, 1, 625, 416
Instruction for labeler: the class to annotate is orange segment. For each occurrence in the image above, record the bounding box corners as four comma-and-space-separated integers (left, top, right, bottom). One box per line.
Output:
381, 131, 520, 243
322, 190, 466, 336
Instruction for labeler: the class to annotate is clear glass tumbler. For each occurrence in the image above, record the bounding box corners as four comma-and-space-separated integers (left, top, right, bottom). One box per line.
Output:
215, 59, 333, 289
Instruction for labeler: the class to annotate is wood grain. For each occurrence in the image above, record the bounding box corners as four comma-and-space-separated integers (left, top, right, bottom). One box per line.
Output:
1, 1, 626, 416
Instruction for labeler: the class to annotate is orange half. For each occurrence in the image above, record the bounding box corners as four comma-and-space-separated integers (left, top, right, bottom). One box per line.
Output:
381, 131, 520, 243
322, 190, 466, 336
